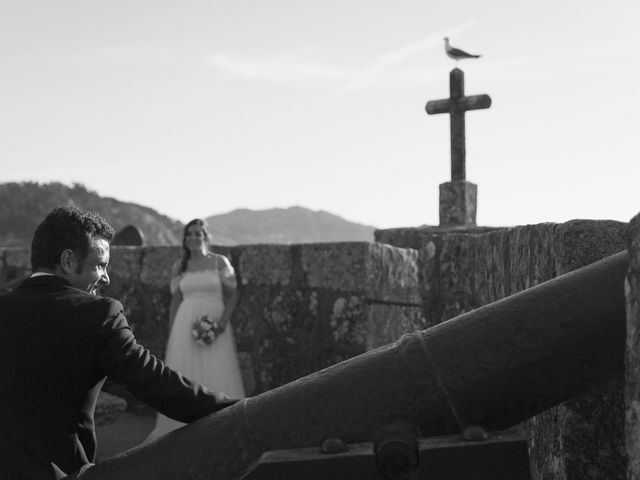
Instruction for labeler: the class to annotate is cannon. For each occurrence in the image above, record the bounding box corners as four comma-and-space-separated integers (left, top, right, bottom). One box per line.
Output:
78, 250, 628, 479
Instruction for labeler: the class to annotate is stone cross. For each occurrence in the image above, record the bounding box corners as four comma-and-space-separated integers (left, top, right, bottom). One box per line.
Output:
426, 68, 491, 181
425, 68, 491, 226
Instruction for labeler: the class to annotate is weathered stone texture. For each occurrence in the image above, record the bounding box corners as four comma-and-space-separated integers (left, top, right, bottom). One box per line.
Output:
374, 224, 505, 250
107, 247, 144, 282
553, 219, 627, 274
365, 303, 427, 349
139, 246, 177, 288
439, 180, 477, 226
0, 247, 31, 287
237, 244, 293, 286
418, 219, 627, 480
626, 213, 640, 480
422, 220, 625, 325
301, 242, 420, 304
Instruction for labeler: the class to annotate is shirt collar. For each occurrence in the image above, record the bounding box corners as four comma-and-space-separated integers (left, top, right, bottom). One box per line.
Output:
30, 272, 56, 278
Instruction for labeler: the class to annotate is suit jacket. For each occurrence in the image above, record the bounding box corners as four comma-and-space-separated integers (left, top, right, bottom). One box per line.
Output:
0, 275, 234, 479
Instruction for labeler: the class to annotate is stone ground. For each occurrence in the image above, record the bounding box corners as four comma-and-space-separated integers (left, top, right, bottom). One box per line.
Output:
95, 406, 156, 462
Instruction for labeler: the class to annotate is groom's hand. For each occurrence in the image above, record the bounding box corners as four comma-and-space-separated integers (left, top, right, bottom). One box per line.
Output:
212, 393, 241, 410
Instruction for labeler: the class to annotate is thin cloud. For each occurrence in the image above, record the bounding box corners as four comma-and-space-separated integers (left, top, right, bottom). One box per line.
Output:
207, 18, 485, 94
209, 52, 350, 83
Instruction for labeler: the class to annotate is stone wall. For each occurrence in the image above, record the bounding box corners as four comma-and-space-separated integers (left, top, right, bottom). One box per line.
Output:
0, 219, 631, 480
626, 213, 640, 480
0, 242, 424, 397
418, 219, 628, 480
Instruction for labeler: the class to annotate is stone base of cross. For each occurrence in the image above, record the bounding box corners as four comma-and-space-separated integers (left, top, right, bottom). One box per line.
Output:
439, 180, 477, 226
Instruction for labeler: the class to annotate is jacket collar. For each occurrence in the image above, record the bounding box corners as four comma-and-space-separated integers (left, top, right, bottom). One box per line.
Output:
17, 274, 72, 289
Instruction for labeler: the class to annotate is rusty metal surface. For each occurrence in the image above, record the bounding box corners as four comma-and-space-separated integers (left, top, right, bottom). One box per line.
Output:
240, 431, 530, 480
77, 251, 628, 480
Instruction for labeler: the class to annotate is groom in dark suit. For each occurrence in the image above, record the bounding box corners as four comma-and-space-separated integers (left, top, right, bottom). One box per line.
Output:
0, 206, 239, 479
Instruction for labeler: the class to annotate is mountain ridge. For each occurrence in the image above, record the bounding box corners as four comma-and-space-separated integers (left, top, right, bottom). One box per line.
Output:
0, 182, 375, 247
205, 205, 375, 245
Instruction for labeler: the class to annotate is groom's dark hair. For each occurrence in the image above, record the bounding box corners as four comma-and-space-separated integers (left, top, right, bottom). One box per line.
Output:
31, 206, 115, 271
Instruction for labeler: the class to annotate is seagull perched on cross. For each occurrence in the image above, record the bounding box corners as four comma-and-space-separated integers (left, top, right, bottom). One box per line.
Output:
444, 37, 481, 62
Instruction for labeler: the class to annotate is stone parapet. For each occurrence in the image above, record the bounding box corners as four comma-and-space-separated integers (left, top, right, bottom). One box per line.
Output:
421, 220, 627, 324
626, 213, 640, 480
228, 242, 423, 393
300, 242, 420, 304
374, 224, 505, 250
419, 218, 627, 480
103, 242, 423, 397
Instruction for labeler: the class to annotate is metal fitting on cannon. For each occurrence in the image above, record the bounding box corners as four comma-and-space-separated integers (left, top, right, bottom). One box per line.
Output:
373, 422, 421, 480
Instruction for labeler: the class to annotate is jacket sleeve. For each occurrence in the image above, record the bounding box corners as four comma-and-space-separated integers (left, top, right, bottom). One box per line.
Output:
95, 298, 238, 422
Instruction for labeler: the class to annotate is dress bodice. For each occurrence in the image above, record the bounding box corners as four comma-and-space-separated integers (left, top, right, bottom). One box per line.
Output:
179, 270, 222, 298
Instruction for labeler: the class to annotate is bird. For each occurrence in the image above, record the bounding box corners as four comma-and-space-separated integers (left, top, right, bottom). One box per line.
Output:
444, 37, 481, 62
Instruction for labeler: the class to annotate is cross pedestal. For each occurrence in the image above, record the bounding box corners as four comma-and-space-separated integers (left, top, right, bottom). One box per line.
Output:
426, 68, 491, 227
439, 180, 477, 226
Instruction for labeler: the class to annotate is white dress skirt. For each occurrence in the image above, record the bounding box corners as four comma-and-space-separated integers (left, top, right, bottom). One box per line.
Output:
144, 267, 245, 441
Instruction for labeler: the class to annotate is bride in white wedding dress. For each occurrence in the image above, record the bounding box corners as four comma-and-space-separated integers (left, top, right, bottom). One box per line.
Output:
144, 219, 245, 441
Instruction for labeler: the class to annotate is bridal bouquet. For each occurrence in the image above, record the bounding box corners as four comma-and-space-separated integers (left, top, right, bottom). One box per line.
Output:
192, 315, 221, 346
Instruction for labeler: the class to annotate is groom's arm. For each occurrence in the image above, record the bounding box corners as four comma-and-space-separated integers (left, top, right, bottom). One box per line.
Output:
94, 298, 239, 422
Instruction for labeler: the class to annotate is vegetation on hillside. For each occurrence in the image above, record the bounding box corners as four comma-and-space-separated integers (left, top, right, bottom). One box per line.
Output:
0, 182, 182, 246
0, 183, 376, 247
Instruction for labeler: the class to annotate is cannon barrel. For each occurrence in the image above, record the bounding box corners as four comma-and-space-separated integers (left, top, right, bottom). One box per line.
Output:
81, 250, 628, 480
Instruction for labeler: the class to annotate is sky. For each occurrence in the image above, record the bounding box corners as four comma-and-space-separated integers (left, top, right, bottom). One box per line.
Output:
2, 0, 639, 229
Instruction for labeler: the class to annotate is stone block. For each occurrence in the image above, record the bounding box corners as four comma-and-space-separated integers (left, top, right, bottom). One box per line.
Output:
301, 243, 368, 292
237, 244, 293, 286
626, 212, 640, 480
375, 225, 504, 250
504, 223, 556, 295
418, 219, 628, 480
139, 246, 180, 287
237, 352, 256, 396
420, 220, 626, 326
109, 246, 144, 282
552, 219, 627, 274
231, 285, 424, 394
365, 303, 427, 350
1, 247, 31, 283
439, 180, 477, 226
301, 242, 420, 304
516, 388, 625, 480
233, 286, 352, 393
367, 243, 420, 304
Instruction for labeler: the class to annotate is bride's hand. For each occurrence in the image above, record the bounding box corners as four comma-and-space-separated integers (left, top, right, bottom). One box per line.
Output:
213, 320, 227, 335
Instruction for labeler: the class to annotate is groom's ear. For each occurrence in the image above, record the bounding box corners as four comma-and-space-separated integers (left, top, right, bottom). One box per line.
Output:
59, 249, 78, 274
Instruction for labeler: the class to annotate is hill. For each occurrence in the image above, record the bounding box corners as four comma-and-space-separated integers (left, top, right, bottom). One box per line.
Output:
205, 206, 375, 245
0, 183, 376, 247
0, 182, 183, 247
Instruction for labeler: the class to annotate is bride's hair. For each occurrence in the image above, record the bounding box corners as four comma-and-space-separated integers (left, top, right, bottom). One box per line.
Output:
180, 218, 211, 272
